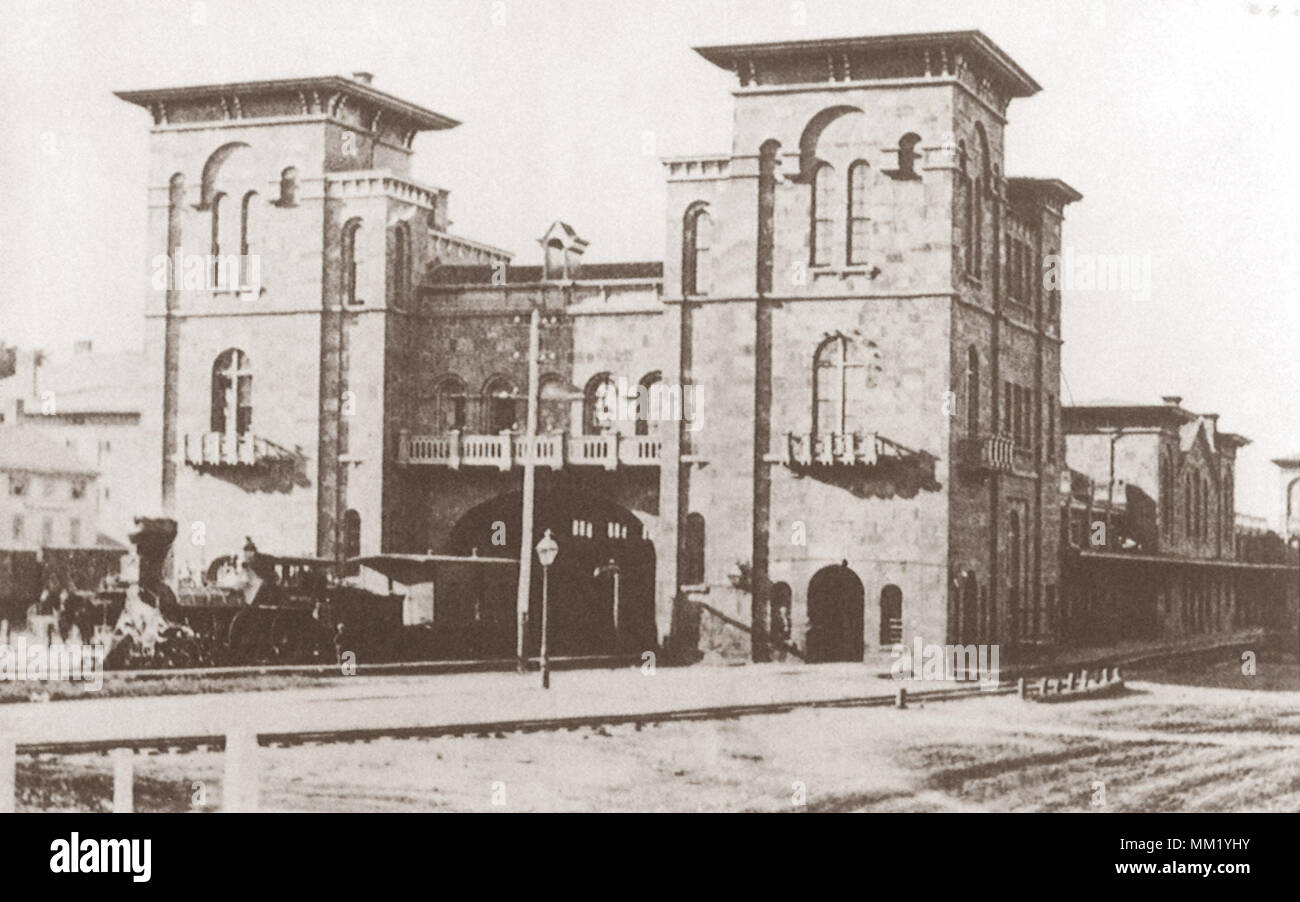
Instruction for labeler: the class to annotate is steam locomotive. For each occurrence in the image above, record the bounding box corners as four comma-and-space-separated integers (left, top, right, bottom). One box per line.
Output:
85, 518, 518, 669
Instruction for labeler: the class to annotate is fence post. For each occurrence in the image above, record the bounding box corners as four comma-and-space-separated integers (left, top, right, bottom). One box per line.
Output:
1079, 669, 1089, 688
894, 686, 907, 709
1064, 672, 1075, 691
1017, 677, 1026, 699
111, 748, 134, 813
1113, 666, 1123, 683
223, 728, 259, 813
0, 737, 14, 813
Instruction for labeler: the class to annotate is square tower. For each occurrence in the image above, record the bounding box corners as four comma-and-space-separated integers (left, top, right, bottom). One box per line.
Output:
663, 32, 1080, 659
115, 75, 485, 569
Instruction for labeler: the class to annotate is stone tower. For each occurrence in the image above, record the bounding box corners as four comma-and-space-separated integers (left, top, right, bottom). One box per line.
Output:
115, 74, 505, 569
662, 32, 1080, 657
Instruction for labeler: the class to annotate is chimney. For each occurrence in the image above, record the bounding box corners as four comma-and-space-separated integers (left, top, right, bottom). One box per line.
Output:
351, 71, 374, 85
1161, 395, 1182, 407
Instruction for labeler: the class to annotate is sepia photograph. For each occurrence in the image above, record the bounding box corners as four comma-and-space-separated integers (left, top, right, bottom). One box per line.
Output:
0, 0, 1296, 883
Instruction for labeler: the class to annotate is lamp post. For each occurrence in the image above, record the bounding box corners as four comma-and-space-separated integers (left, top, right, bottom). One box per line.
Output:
593, 558, 621, 652
535, 529, 559, 689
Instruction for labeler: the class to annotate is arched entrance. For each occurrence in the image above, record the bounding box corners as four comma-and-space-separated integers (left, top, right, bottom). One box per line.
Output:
806, 564, 864, 662
449, 489, 656, 658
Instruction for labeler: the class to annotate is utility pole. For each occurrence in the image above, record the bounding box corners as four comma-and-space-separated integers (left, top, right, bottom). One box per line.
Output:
515, 305, 540, 673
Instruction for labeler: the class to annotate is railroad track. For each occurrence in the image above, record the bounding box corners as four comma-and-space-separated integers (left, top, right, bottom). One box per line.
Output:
17, 681, 1013, 758
107, 652, 639, 681
16, 633, 1261, 759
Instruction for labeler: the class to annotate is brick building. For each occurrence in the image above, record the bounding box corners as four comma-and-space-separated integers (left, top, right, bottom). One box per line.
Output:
1061, 397, 1289, 643
116, 32, 1084, 661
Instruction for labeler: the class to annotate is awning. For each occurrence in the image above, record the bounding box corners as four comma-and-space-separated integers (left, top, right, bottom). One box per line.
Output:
350, 553, 515, 585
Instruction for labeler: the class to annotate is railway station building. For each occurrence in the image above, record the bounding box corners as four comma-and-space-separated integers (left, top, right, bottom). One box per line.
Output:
117, 31, 1084, 662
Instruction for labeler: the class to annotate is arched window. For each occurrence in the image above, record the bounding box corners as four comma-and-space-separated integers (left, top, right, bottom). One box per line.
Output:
1222, 473, 1234, 545
683, 206, 713, 296
896, 133, 921, 180
972, 176, 983, 279
1184, 473, 1193, 540
211, 349, 252, 436
430, 376, 467, 431
847, 161, 870, 265
239, 191, 258, 288
683, 512, 706, 585
279, 167, 298, 206
482, 375, 519, 433
342, 217, 362, 305
810, 162, 836, 267
343, 509, 361, 561
635, 371, 662, 436
966, 346, 980, 435
814, 334, 860, 437
583, 372, 618, 435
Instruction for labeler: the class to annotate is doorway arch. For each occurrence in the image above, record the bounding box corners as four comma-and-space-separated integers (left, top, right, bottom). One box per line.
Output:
806, 564, 864, 662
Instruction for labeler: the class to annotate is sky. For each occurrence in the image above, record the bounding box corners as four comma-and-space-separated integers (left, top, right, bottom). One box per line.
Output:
1, 0, 1297, 522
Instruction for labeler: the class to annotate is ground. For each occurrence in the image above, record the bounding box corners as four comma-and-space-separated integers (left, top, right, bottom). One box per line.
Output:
13, 649, 1300, 812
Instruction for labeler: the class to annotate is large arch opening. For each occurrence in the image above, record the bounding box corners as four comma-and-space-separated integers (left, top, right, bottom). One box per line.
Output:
448, 489, 657, 658
806, 564, 864, 662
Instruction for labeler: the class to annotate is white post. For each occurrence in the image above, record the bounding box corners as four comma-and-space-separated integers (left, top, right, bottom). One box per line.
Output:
515, 306, 540, 672
0, 737, 14, 813
223, 727, 259, 812
111, 748, 134, 813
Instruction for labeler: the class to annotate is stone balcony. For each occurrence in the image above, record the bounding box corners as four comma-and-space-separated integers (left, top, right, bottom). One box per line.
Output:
958, 435, 1036, 476
779, 432, 927, 468
398, 430, 662, 471
184, 432, 286, 468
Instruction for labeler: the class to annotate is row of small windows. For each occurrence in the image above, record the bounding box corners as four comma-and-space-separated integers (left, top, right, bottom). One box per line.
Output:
11, 514, 81, 546
963, 347, 1056, 457
7, 475, 88, 500
1161, 454, 1232, 546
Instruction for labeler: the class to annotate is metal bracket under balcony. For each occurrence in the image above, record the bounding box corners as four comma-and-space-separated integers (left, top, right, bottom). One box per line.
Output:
184, 432, 291, 468
398, 430, 662, 471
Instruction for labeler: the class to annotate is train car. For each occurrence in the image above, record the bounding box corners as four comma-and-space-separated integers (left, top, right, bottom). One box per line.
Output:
349, 553, 519, 661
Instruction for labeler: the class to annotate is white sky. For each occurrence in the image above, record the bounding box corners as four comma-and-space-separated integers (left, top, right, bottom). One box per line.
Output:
2, 0, 1297, 523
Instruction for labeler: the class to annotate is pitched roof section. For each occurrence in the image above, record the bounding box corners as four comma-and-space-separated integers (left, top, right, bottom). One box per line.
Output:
694, 31, 1041, 98
0, 427, 96, 476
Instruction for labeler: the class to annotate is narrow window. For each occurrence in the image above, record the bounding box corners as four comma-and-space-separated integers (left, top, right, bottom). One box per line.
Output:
69, 518, 80, 546
966, 346, 980, 435
279, 167, 298, 206
482, 375, 519, 433
342, 218, 363, 305
239, 191, 258, 288
811, 163, 836, 267
683, 512, 706, 585
584, 373, 618, 435
896, 133, 921, 180
690, 209, 713, 295
210, 191, 226, 285
972, 178, 983, 279
344, 509, 361, 560
393, 223, 410, 308
847, 161, 870, 265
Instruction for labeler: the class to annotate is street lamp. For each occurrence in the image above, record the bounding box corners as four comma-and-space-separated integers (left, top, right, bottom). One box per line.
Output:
593, 558, 621, 652
535, 529, 559, 689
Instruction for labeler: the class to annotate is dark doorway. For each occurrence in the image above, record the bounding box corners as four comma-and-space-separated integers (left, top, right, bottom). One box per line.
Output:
879, 584, 903, 646
449, 488, 656, 658
806, 564, 864, 662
